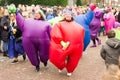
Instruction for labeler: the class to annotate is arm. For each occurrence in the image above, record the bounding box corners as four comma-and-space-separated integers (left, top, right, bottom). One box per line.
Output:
100, 45, 106, 60
84, 10, 94, 25
16, 11, 25, 31
47, 25, 52, 39
50, 23, 63, 44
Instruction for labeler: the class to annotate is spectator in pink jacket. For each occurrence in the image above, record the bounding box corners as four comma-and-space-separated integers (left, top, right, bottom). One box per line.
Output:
104, 7, 115, 34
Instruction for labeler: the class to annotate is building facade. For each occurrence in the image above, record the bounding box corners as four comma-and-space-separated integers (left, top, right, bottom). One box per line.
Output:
68, 0, 120, 8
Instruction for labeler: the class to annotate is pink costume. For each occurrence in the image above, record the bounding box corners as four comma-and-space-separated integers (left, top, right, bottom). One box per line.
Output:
104, 12, 115, 34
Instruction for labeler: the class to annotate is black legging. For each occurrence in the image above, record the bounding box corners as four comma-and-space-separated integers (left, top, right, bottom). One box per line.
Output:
92, 37, 99, 45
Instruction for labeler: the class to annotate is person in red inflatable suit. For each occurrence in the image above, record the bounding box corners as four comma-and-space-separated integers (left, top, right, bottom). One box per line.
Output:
50, 10, 84, 76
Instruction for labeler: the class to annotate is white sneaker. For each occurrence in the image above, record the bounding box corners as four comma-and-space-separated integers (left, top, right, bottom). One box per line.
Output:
67, 73, 72, 77
83, 51, 87, 55
58, 69, 62, 73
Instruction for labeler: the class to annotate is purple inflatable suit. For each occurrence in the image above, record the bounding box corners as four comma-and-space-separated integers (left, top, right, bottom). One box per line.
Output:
114, 21, 120, 28
89, 10, 103, 47
16, 10, 52, 71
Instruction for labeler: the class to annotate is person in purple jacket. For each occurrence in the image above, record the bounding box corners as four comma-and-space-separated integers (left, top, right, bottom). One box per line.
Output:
15, 9, 52, 72
89, 9, 103, 47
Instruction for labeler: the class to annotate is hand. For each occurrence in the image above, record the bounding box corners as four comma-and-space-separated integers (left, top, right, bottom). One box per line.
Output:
16, 37, 22, 42
12, 29, 17, 34
15, 9, 19, 15
4, 26, 7, 30
89, 3, 96, 11
60, 41, 70, 50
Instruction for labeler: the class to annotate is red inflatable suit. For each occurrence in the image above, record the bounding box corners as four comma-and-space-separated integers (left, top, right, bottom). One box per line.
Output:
50, 21, 84, 73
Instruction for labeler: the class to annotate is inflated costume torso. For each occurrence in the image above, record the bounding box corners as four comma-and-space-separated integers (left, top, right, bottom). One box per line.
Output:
73, 10, 94, 51
16, 13, 52, 67
50, 21, 84, 73
89, 10, 103, 40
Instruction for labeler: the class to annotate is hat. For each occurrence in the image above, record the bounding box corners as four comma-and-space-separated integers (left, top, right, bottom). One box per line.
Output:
105, 6, 111, 12
63, 9, 72, 15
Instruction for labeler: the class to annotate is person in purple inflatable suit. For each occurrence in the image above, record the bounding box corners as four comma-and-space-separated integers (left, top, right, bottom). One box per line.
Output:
114, 21, 120, 28
73, 3, 96, 51
89, 9, 103, 47
16, 9, 52, 72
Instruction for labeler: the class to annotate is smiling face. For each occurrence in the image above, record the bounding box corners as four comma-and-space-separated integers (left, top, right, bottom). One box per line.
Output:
63, 13, 73, 21
34, 11, 41, 20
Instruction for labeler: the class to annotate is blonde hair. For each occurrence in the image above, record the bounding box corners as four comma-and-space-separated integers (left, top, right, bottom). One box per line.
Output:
35, 9, 46, 20
0, 7, 4, 17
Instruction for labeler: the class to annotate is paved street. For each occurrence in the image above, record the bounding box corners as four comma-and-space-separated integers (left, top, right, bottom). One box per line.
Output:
0, 36, 106, 80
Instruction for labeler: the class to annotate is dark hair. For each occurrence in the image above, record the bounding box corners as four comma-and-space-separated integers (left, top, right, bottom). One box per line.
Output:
107, 30, 115, 38
39, 16, 44, 20
60, 17, 74, 22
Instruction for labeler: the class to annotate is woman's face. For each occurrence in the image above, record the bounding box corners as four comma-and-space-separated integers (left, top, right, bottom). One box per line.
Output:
64, 13, 72, 21
4, 9, 9, 16
10, 14, 15, 21
34, 11, 41, 20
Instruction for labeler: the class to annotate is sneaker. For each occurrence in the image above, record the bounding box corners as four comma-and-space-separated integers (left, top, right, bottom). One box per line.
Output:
11, 60, 18, 64
22, 54, 26, 61
36, 65, 40, 72
83, 51, 87, 54
43, 62, 47, 67
3, 54, 8, 57
67, 73, 72, 77
3, 52, 8, 57
58, 69, 62, 73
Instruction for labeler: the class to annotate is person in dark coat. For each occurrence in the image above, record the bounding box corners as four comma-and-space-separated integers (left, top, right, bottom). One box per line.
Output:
100, 30, 120, 68
0, 8, 10, 57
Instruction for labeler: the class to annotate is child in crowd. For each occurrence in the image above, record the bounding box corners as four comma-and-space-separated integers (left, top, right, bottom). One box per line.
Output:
100, 30, 120, 68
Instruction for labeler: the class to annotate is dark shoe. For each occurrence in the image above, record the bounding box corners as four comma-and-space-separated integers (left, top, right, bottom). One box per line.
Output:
22, 54, 26, 61
43, 62, 47, 67
11, 60, 18, 64
36, 65, 40, 72
3, 54, 7, 57
3, 51, 8, 57
3, 53, 8, 57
